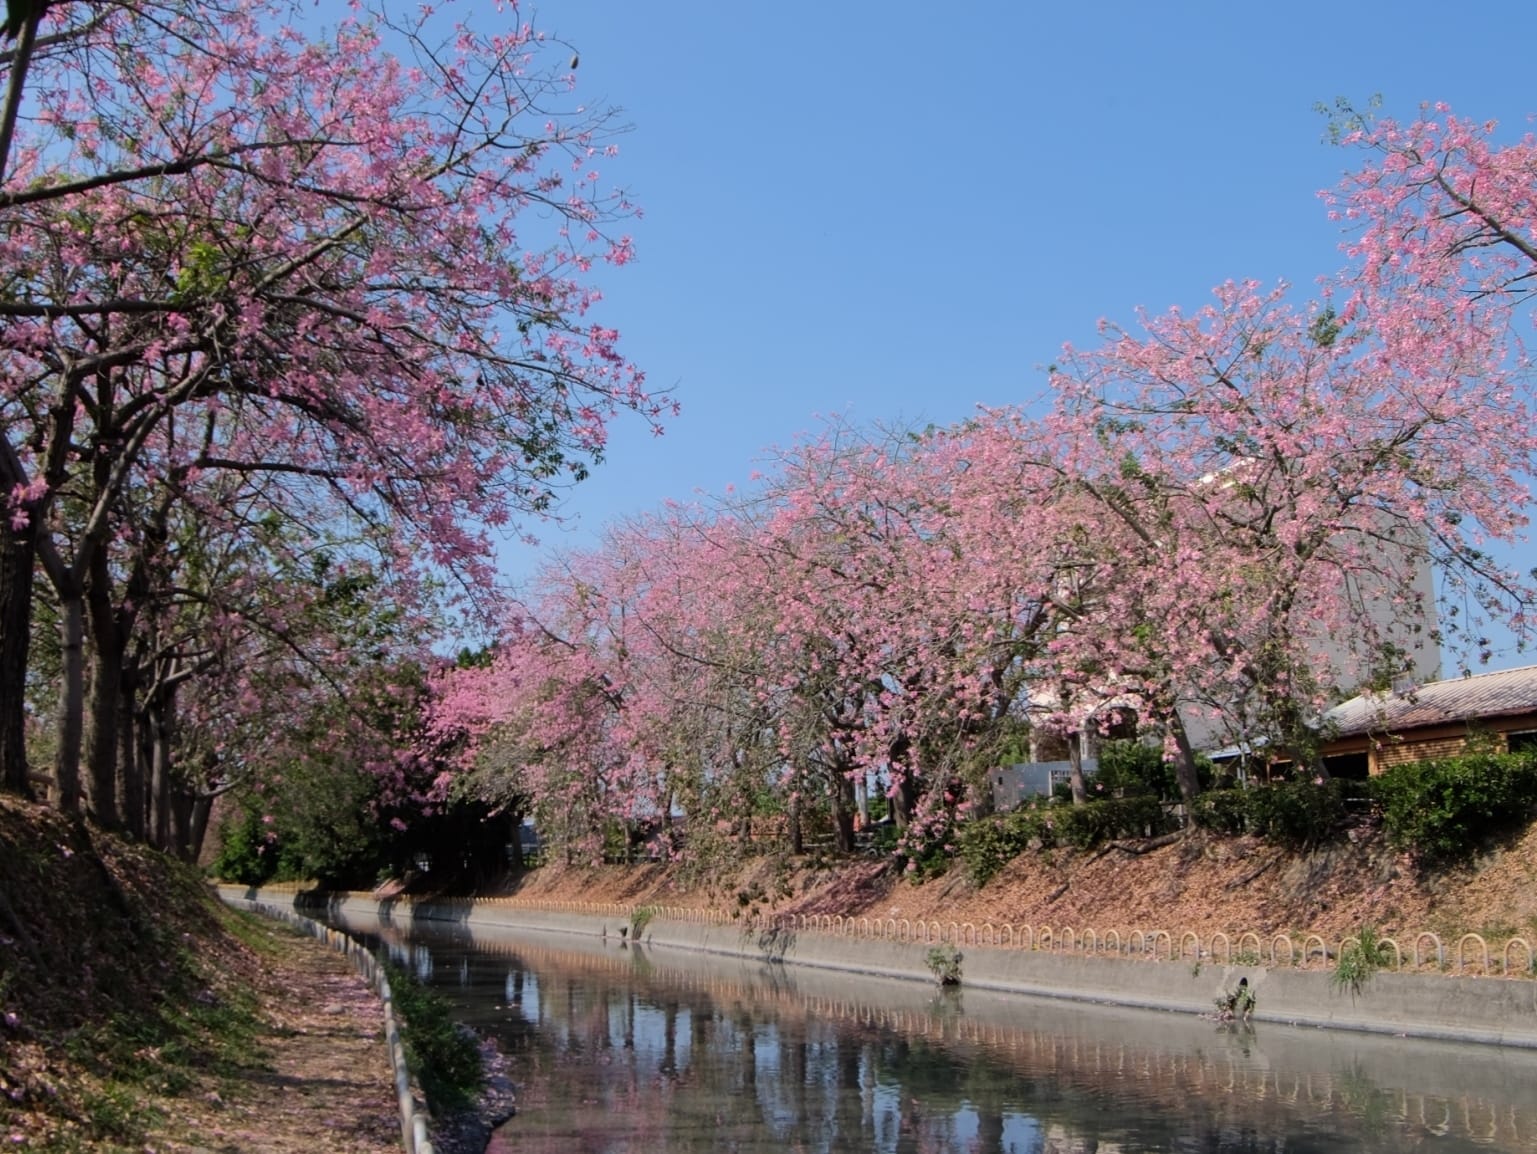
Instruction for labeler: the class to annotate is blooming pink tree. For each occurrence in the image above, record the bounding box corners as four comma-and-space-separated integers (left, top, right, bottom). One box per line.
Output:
1046, 270, 1534, 787
433, 103, 1537, 856
1324, 102, 1537, 315
0, 0, 665, 808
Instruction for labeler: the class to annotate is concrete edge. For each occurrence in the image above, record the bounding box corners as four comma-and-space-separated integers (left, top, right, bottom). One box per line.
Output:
217, 885, 1537, 1051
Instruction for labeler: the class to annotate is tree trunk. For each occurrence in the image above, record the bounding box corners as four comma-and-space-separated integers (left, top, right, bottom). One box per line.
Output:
82, 633, 121, 829
833, 772, 856, 853
169, 780, 194, 860
82, 559, 122, 828
118, 660, 146, 840
148, 691, 175, 850
788, 791, 803, 855
51, 590, 84, 814
1167, 712, 1202, 811
189, 793, 213, 864
0, 514, 37, 798
886, 736, 919, 829
1068, 731, 1088, 805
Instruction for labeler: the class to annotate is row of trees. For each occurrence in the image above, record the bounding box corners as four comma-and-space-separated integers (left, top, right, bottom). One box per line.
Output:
0, 1, 666, 857
5, 7, 1536, 882
430, 104, 1537, 868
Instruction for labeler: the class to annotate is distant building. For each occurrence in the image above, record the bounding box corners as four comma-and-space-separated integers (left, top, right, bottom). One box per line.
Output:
990, 759, 1099, 811
1317, 664, 1537, 776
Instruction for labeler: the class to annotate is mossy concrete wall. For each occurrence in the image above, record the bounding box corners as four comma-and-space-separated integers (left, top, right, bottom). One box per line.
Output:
219, 886, 1537, 1050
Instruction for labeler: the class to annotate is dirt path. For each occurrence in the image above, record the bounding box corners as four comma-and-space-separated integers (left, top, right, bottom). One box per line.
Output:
141, 924, 401, 1154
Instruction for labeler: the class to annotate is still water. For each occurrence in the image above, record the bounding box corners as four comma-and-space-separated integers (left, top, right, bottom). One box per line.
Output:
324, 910, 1537, 1154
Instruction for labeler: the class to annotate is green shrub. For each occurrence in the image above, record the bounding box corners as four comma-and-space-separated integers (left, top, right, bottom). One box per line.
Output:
960, 795, 1170, 881
209, 805, 277, 886
1054, 796, 1169, 849
958, 807, 1056, 885
1368, 752, 1537, 865
925, 945, 963, 986
1332, 926, 1394, 995
1096, 740, 1218, 801
1190, 788, 1249, 835
1243, 779, 1348, 849
1189, 780, 1348, 848
382, 959, 484, 1114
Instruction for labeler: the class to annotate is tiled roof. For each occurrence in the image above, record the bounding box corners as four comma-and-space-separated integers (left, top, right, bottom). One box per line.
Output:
1325, 664, 1537, 738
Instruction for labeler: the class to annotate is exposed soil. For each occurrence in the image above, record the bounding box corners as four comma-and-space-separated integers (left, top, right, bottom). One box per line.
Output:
492, 820, 1537, 949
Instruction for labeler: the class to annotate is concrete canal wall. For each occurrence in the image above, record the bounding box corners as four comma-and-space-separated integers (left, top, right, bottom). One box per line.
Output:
219, 885, 1537, 1050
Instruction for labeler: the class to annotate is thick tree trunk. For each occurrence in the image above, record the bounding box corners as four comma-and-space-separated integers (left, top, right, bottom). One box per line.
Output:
189, 793, 213, 863
133, 693, 155, 841
169, 780, 195, 860
0, 515, 37, 798
886, 736, 919, 829
51, 592, 83, 814
833, 772, 856, 853
148, 693, 175, 850
890, 773, 919, 830
81, 645, 119, 826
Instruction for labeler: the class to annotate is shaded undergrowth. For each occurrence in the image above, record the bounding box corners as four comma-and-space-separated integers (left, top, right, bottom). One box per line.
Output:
0, 797, 273, 1150
379, 958, 484, 1114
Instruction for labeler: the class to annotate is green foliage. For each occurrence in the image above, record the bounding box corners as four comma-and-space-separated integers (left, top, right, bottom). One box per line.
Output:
1095, 740, 1216, 802
1332, 926, 1393, 995
903, 841, 954, 883
959, 795, 1168, 884
209, 805, 278, 886
269, 759, 388, 886
1095, 740, 1168, 799
1191, 779, 1347, 848
1308, 306, 1343, 348
1054, 795, 1168, 849
630, 905, 657, 936
1247, 780, 1348, 848
1189, 786, 1249, 835
381, 959, 484, 1114
924, 944, 963, 986
1214, 981, 1256, 1018
957, 806, 1056, 885
81, 1083, 158, 1142
1368, 752, 1537, 865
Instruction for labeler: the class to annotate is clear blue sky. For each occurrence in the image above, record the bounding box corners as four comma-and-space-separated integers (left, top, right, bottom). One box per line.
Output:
498, 1, 1537, 669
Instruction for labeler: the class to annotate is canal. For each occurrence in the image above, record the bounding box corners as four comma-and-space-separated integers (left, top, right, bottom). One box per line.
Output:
323, 909, 1537, 1153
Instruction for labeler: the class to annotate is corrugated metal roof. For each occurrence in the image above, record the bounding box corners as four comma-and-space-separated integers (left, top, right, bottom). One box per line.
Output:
1325, 664, 1537, 738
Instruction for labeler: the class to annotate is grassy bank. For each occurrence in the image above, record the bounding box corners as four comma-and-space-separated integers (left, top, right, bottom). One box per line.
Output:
0, 797, 398, 1152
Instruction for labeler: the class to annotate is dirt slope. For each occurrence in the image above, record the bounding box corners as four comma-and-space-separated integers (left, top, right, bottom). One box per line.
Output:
0, 797, 399, 1152
493, 822, 1537, 945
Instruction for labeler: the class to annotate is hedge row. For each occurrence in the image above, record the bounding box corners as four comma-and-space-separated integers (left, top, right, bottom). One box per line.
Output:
1368, 751, 1537, 865
961, 750, 1537, 887
1192, 753, 1537, 862
1190, 779, 1354, 849
959, 796, 1168, 885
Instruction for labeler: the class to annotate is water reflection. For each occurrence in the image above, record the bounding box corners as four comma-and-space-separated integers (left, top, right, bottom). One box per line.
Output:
324, 911, 1537, 1153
